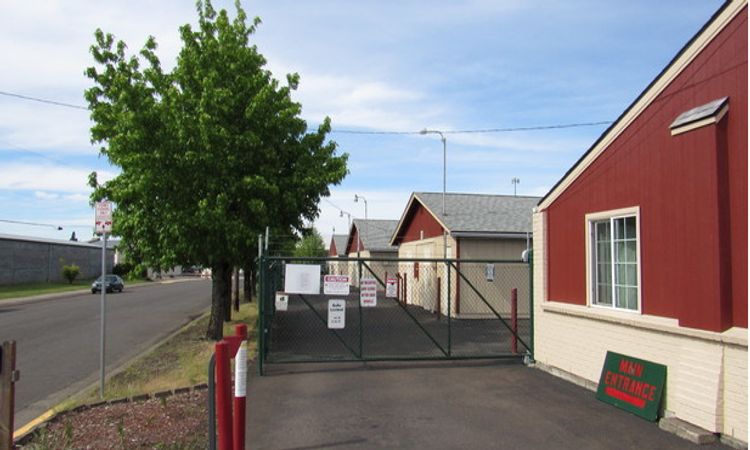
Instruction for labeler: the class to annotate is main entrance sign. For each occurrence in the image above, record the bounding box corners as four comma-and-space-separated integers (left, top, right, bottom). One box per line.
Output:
596, 351, 667, 421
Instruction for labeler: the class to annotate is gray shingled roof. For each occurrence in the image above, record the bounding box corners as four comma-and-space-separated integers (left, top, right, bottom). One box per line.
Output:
414, 192, 540, 234
352, 219, 399, 252
330, 234, 348, 256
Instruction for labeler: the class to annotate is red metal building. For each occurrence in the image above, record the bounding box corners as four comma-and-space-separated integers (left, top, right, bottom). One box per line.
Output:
533, 1, 747, 443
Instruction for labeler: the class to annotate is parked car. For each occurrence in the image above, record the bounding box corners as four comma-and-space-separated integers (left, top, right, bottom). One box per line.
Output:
91, 275, 125, 294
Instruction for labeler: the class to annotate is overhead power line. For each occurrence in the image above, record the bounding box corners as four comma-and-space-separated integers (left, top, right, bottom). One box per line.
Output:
0, 90, 88, 110
332, 120, 612, 135
1, 89, 612, 134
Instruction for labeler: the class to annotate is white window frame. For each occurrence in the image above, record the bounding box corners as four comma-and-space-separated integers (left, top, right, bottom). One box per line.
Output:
585, 206, 642, 314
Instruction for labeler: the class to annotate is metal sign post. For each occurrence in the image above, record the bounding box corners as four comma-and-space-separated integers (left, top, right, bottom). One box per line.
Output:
94, 200, 112, 398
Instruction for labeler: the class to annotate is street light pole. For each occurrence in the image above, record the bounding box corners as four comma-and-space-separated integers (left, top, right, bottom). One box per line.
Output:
420, 129, 448, 257
354, 195, 368, 248
512, 177, 520, 196
419, 129, 447, 216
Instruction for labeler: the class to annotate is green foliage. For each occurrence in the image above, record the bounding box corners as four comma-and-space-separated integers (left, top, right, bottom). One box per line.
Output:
293, 228, 327, 258
111, 262, 132, 277
85, 1, 347, 338
61, 264, 81, 285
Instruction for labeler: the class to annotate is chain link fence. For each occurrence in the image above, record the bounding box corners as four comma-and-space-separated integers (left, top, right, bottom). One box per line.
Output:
259, 256, 531, 370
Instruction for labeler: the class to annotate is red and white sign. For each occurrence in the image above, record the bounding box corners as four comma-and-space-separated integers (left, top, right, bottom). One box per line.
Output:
324, 275, 350, 295
385, 276, 398, 298
94, 200, 113, 235
360, 278, 377, 307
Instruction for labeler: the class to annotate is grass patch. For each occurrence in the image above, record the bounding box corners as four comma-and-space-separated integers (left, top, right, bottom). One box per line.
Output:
75, 301, 257, 405
0, 280, 94, 300
0, 278, 154, 301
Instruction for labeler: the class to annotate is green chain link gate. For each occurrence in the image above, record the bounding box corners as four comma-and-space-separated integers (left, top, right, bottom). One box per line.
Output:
258, 255, 533, 375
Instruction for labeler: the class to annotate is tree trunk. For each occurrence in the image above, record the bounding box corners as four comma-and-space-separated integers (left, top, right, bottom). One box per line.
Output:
233, 267, 240, 311
243, 261, 254, 302
207, 261, 231, 341
223, 266, 232, 322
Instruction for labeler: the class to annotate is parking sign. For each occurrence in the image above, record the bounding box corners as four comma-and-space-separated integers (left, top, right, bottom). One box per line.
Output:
94, 201, 113, 235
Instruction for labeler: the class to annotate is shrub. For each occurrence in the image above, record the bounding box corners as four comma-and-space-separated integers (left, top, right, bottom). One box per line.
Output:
61, 264, 80, 284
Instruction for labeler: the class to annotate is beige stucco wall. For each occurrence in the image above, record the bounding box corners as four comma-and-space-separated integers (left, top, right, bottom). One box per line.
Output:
533, 210, 748, 443
458, 238, 530, 319
397, 236, 455, 314
345, 250, 398, 288
396, 236, 531, 319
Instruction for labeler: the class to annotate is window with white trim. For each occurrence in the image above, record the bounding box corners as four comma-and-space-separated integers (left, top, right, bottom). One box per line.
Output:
591, 214, 639, 311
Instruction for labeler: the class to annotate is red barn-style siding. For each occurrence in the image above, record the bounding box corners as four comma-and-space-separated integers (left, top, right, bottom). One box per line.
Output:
545, 8, 747, 332
395, 202, 445, 244
345, 227, 364, 254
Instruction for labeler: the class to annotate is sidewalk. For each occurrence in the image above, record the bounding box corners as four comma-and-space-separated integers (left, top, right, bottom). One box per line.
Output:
245, 360, 731, 450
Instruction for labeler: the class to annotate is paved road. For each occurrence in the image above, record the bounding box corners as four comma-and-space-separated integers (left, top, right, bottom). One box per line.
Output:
248, 360, 731, 450
0, 278, 212, 428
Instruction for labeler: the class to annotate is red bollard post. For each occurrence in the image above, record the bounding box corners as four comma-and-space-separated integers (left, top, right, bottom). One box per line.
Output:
511, 288, 518, 354
215, 341, 233, 450
232, 324, 248, 450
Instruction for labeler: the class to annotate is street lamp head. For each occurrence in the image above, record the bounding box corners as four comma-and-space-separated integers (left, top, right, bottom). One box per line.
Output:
354, 194, 359, 202
340, 211, 344, 218
419, 129, 428, 135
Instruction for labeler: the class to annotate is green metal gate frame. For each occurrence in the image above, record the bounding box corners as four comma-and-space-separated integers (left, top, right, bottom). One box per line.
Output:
258, 254, 534, 375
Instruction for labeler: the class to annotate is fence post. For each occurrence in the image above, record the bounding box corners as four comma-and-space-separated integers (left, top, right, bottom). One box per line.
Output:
258, 256, 265, 376
232, 324, 248, 450
436, 276, 441, 318
215, 341, 232, 450
528, 250, 534, 361
511, 288, 518, 354
208, 354, 216, 450
0, 341, 18, 450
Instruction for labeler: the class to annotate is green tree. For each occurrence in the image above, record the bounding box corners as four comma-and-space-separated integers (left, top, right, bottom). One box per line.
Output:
85, 0, 347, 339
293, 228, 327, 258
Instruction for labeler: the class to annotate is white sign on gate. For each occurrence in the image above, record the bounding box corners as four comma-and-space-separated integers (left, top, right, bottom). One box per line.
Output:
485, 263, 495, 282
324, 275, 350, 295
327, 299, 346, 329
284, 264, 321, 294
385, 276, 398, 298
360, 278, 377, 307
94, 200, 113, 235
275, 292, 289, 311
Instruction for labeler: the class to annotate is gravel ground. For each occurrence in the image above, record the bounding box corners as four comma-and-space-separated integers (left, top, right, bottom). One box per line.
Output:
20, 390, 208, 449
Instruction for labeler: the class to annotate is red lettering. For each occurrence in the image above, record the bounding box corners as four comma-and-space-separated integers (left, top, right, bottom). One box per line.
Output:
647, 385, 655, 401
622, 376, 630, 392
619, 359, 629, 373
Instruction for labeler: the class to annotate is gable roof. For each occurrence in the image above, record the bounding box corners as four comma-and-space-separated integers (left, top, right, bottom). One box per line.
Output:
329, 234, 348, 256
347, 219, 399, 253
391, 192, 540, 245
538, 0, 745, 210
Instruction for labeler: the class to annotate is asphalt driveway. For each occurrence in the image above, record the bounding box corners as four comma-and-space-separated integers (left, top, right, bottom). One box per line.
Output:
246, 360, 731, 450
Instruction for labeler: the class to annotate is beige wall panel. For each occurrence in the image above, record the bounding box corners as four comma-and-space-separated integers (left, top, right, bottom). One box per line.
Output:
723, 344, 748, 441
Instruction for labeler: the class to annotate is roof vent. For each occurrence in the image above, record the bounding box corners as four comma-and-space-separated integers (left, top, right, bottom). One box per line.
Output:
670, 97, 729, 136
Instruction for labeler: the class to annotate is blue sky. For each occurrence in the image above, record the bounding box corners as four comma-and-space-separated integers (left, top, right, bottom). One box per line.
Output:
0, 1, 723, 244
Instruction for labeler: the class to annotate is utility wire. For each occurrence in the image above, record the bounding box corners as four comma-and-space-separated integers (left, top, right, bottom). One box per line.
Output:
332, 120, 612, 135
0, 219, 63, 230
0, 90, 88, 111
1, 89, 613, 135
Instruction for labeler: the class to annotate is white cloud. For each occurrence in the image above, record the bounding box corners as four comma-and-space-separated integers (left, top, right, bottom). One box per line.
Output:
0, 163, 116, 193
34, 191, 60, 200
